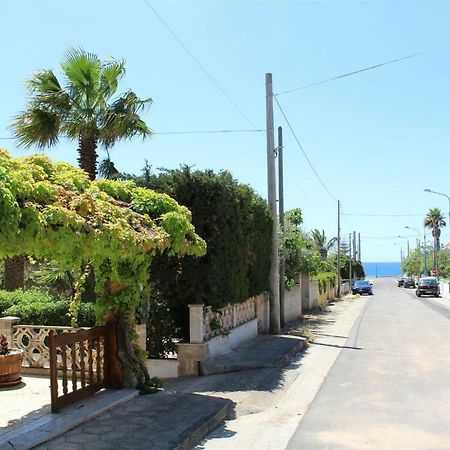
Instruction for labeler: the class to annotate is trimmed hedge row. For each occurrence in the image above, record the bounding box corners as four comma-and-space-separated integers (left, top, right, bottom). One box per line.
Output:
0, 289, 95, 327
132, 167, 272, 340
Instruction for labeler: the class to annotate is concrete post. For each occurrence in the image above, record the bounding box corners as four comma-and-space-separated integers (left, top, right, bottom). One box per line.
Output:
300, 273, 310, 312
0, 316, 20, 347
188, 304, 205, 344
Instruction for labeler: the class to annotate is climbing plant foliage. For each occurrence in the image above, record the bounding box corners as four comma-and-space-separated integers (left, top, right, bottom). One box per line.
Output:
0, 149, 206, 324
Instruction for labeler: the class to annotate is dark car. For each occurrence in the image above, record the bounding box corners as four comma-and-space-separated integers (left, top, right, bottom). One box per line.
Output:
397, 277, 406, 287
403, 277, 416, 289
416, 277, 440, 297
352, 280, 373, 295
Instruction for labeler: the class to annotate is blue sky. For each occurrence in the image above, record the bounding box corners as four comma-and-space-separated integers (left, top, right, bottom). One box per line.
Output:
1, 0, 449, 262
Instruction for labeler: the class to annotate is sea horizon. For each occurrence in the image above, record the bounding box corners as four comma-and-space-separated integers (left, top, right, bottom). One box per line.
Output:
362, 262, 401, 277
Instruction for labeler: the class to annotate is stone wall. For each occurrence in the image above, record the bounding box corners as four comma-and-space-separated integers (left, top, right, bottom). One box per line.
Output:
282, 284, 302, 324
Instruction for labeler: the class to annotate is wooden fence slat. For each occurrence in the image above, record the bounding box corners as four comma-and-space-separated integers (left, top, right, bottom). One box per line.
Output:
62, 345, 68, 395
49, 331, 58, 413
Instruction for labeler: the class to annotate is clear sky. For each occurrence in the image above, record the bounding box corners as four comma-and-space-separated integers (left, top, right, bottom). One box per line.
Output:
1, 0, 449, 262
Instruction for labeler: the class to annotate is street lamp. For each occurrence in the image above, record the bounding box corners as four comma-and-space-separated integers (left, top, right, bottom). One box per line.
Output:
405, 226, 420, 250
424, 189, 450, 233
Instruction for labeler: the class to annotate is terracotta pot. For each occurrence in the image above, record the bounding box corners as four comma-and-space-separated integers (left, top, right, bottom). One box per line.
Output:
0, 349, 23, 387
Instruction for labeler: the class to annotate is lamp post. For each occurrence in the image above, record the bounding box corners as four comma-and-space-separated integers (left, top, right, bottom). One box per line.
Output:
424, 188, 450, 233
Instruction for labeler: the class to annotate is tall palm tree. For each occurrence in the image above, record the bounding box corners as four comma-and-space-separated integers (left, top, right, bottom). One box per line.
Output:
12, 48, 152, 180
311, 229, 337, 260
424, 207, 446, 271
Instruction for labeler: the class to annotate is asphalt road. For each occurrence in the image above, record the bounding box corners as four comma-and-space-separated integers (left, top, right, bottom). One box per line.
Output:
287, 277, 450, 450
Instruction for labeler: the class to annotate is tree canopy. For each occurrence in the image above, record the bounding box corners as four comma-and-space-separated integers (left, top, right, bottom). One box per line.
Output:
0, 149, 206, 320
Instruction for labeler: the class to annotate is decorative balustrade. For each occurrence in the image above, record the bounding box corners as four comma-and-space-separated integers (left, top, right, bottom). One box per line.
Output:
202, 297, 256, 342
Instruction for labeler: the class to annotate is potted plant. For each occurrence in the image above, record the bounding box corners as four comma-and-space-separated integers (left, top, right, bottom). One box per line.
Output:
0, 334, 23, 387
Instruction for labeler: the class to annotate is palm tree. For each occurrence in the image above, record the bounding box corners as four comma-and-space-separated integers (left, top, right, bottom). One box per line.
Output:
12, 48, 152, 180
424, 207, 446, 271
311, 229, 337, 260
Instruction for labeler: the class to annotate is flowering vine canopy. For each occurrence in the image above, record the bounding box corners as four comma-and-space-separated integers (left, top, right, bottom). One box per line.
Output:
0, 149, 206, 318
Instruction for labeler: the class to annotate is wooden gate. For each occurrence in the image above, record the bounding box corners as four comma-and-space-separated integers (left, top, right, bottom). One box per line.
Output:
49, 316, 123, 412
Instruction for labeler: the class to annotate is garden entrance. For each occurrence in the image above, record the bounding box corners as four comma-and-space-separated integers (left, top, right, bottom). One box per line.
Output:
49, 316, 123, 412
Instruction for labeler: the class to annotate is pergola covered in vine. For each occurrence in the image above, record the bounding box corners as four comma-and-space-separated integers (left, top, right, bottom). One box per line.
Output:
0, 149, 206, 386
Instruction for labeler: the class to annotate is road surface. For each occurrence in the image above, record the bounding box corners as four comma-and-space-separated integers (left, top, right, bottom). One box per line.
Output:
288, 277, 450, 449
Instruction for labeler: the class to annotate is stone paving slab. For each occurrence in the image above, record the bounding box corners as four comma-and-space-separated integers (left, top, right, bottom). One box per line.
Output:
0, 389, 138, 450
33, 391, 233, 450
200, 334, 307, 375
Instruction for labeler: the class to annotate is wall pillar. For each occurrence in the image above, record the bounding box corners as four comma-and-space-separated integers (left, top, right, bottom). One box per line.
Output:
0, 316, 20, 347
188, 304, 204, 344
300, 273, 310, 311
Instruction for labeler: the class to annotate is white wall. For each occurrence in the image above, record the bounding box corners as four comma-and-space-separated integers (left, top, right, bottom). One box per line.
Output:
207, 318, 258, 358
283, 285, 302, 323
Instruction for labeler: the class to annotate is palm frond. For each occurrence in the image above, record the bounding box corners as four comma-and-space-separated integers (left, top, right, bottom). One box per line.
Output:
12, 107, 61, 148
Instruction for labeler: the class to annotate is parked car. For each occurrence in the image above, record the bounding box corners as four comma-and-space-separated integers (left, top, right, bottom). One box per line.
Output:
403, 277, 416, 289
397, 277, 406, 287
352, 280, 373, 295
416, 277, 440, 297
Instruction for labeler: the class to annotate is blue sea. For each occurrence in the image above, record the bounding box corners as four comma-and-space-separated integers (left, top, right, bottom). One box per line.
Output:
363, 262, 402, 277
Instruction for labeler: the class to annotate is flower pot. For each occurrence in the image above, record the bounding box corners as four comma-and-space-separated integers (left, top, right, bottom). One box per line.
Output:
0, 349, 23, 387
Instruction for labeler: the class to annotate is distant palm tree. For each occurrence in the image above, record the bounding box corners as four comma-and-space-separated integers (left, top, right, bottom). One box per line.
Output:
12, 48, 152, 180
311, 229, 337, 260
424, 207, 446, 271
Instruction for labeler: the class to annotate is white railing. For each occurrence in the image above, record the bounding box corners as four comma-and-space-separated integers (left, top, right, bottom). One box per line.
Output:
203, 298, 256, 341
12, 324, 76, 368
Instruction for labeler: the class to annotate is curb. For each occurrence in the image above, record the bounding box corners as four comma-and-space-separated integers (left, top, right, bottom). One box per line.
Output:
176, 399, 234, 450
201, 336, 307, 375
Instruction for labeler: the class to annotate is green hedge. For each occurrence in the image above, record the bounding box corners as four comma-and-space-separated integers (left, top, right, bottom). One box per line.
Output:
0, 289, 95, 327
132, 167, 272, 340
313, 272, 336, 295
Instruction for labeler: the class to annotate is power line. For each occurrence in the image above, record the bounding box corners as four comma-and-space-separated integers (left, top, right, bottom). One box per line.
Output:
343, 213, 424, 217
273, 95, 337, 202
275, 51, 426, 96
362, 235, 416, 239
155, 129, 265, 135
144, 0, 258, 130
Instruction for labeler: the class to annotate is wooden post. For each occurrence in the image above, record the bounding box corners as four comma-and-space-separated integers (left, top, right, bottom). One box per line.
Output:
104, 316, 123, 389
49, 330, 58, 413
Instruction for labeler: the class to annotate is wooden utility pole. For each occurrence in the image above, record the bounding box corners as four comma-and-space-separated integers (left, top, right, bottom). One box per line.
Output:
337, 200, 341, 297
358, 232, 361, 261
266, 73, 280, 333
278, 126, 285, 327
349, 233, 352, 285
353, 231, 357, 261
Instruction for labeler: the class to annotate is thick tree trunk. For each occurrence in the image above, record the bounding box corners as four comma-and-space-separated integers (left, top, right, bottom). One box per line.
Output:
116, 311, 150, 388
78, 137, 98, 181
4, 256, 25, 291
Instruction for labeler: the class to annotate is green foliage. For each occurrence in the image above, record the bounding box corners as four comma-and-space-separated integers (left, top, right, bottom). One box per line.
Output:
146, 294, 179, 359
0, 288, 95, 326
129, 166, 272, 340
139, 377, 164, 395
402, 247, 450, 278
331, 254, 365, 279
313, 272, 336, 294
283, 208, 323, 281
0, 150, 205, 329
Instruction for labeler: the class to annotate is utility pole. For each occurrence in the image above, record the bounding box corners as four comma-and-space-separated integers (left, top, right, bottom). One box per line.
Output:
423, 227, 427, 275
353, 231, 357, 262
278, 126, 285, 327
358, 232, 361, 262
349, 233, 352, 285
266, 73, 280, 334
407, 240, 410, 257
337, 200, 341, 297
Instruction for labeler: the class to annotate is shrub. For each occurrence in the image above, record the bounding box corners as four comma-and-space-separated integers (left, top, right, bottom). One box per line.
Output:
0, 288, 95, 327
